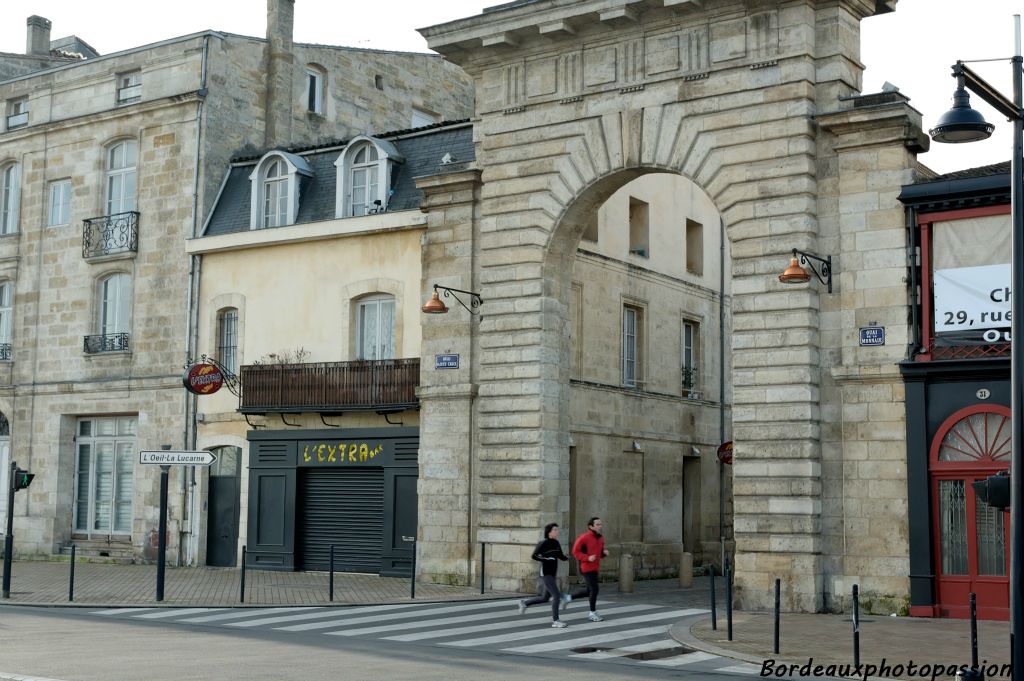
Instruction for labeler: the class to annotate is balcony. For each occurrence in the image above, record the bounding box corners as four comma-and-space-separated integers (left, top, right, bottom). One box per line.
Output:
240, 359, 419, 413
84, 333, 130, 354
83, 211, 139, 259
5, 112, 27, 130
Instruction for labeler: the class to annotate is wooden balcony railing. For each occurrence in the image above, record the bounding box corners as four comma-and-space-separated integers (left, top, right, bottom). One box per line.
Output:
239, 358, 420, 413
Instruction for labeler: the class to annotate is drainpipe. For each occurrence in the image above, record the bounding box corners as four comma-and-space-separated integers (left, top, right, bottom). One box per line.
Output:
179, 34, 210, 567
719, 216, 727, 571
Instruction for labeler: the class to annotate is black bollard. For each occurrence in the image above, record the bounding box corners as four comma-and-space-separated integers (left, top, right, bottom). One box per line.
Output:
710, 564, 718, 631
410, 540, 416, 599
239, 545, 247, 603
726, 557, 733, 641
853, 584, 860, 668
480, 542, 486, 595
970, 592, 980, 673
329, 544, 335, 602
773, 577, 781, 655
68, 544, 76, 602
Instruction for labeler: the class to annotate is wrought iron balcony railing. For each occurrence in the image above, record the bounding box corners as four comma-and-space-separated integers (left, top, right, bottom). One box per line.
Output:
84, 333, 130, 354
240, 358, 419, 413
0, 343, 11, 360
82, 211, 139, 259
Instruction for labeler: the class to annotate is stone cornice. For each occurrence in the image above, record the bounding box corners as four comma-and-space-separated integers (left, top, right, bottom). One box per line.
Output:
815, 98, 928, 153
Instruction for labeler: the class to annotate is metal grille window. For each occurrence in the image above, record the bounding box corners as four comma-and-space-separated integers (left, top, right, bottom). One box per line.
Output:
48, 180, 71, 226
262, 159, 288, 228
356, 295, 395, 360
682, 320, 698, 394
938, 479, 968, 575
217, 308, 239, 372
975, 491, 1006, 576
106, 140, 137, 216
74, 416, 137, 535
1, 163, 19, 235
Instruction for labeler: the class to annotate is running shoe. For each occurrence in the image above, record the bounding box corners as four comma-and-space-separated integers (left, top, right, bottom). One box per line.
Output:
551, 620, 568, 628
588, 611, 604, 622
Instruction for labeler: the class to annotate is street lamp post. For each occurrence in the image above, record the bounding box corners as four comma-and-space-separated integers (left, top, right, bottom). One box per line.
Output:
930, 16, 1023, 681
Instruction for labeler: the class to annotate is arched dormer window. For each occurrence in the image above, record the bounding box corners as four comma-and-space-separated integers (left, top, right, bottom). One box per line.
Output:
248, 151, 313, 230
334, 136, 403, 218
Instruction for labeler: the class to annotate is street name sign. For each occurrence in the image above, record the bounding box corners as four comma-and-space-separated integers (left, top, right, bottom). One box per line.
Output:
139, 450, 216, 466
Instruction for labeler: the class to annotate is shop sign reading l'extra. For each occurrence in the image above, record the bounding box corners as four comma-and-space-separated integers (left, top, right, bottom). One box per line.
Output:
302, 441, 384, 464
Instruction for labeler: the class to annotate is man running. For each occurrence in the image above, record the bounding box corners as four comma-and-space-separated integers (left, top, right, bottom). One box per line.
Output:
518, 522, 572, 627
571, 516, 609, 622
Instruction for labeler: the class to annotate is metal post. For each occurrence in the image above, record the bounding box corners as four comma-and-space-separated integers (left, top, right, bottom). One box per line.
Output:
480, 541, 485, 595
329, 544, 335, 602
69, 544, 76, 602
239, 545, 247, 603
726, 557, 733, 641
410, 540, 416, 600
2, 460, 15, 599
773, 577, 781, 655
971, 592, 980, 671
853, 584, 860, 668
710, 564, 717, 631
156, 464, 169, 601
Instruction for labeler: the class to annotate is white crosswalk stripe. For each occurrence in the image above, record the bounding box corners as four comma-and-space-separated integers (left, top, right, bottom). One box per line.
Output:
85, 599, 757, 674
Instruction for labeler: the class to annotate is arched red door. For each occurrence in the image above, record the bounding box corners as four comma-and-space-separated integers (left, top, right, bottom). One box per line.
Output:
930, 405, 1010, 620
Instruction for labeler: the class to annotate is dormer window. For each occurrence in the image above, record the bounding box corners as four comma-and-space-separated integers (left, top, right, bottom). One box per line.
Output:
117, 71, 141, 105
334, 136, 403, 218
6, 99, 27, 131
305, 65, 325, 115
248, 151, 312, 230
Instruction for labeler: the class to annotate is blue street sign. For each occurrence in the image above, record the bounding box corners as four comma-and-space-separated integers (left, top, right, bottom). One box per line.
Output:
435, 354, 460, 369
859, 327, 885, 346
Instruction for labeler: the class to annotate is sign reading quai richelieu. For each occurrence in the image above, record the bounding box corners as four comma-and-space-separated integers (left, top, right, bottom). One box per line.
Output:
182, 362, 225, 395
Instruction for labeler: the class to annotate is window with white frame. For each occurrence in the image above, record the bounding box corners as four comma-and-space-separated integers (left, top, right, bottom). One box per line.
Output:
0, 163, 18, 235
48, 179, 72, 226
116, 71, 141, 104
98, 273, 130, 337
682, 319, 699, 395
622, 304, 643, 388
356, 294, 395, 360
0, 280, 12, 350
263, 158, 288, 228
248, 152, 311, 230
0, 413, 9, 530
217, 307, 239, 372
6, 98, 27, 130
334, 137, 402, 219
306, 66, 324, 114
74, 416, 136, 535
106, 140, 137, 215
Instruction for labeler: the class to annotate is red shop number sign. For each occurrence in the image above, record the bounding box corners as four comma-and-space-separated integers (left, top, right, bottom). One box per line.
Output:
183, 363, 224, 395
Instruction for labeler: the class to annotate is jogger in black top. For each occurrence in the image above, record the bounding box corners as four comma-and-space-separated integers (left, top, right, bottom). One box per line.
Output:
518, 523, 571, 627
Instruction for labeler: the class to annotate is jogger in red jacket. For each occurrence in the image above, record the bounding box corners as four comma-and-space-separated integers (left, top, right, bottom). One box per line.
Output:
570, 516, 609, 621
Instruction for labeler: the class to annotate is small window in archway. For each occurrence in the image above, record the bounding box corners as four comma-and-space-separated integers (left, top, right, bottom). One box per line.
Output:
686, 219, 703, 275
628, 197, 648, 258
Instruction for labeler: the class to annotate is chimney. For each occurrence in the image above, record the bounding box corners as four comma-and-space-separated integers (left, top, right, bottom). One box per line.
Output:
26, 16, 52, 57
264, 0, 295, 147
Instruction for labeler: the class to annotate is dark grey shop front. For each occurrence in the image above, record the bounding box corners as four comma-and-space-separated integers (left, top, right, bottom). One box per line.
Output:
245, 427, 418, 576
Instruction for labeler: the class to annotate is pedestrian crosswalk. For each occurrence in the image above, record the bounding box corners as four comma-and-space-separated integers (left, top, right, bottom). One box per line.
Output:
88, 599, 761, 674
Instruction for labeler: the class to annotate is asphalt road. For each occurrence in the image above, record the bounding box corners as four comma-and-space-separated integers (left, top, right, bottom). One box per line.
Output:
0, 604, 748, 681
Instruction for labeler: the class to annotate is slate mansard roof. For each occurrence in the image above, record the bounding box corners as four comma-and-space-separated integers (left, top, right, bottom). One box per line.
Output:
203, 121, 475, 237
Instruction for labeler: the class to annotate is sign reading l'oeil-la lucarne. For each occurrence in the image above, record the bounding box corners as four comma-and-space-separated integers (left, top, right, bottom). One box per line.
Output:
182, 362, 225, 395
933, 264, 1011, 346
302, 442, 385, 465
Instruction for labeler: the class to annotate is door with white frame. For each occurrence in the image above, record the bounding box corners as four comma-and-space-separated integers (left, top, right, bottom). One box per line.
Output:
73, 416, 137, 539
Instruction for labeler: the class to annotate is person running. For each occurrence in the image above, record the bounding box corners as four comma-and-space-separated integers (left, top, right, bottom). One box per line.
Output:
570, 516, 609, 622
517, 522, 572, 627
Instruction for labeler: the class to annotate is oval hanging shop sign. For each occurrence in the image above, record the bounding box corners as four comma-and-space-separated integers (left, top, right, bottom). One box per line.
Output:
183, 362, 225, 395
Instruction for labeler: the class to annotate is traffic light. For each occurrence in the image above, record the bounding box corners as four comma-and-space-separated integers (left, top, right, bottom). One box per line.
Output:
972, 471, 1010, 511
12, 468, 33, 491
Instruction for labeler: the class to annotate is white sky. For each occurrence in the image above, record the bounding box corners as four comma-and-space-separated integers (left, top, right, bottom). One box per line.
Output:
1, 0, 1020, 174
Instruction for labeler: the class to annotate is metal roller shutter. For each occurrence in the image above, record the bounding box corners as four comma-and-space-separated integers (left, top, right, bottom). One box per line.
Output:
297, 467, 384, 572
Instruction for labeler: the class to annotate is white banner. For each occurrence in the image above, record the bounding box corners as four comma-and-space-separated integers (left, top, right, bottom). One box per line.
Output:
933, 264, 1010, 334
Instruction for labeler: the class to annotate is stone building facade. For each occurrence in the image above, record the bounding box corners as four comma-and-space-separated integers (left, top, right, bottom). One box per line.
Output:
0, 0, 472, 564
413, 0, 931, 612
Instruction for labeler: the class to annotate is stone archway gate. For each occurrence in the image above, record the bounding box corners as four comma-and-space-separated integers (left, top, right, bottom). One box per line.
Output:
414, 0, 924, 612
